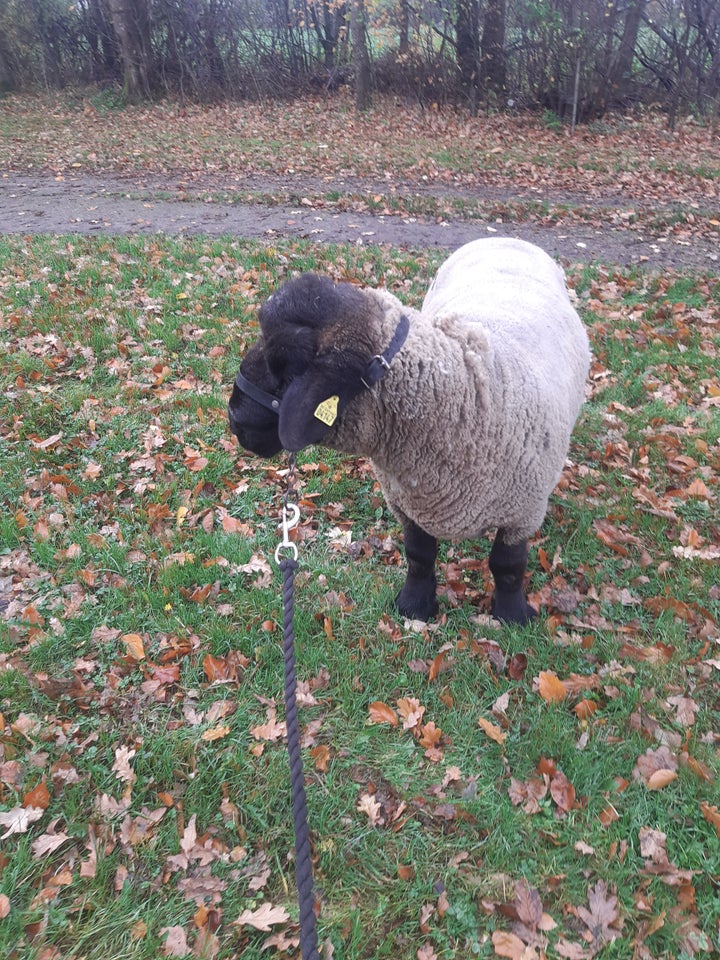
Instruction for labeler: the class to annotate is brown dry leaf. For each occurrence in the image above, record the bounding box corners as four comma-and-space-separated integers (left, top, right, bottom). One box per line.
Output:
537, 671, 567, 703
234, 902, 290, 931
554, 938, 592, 959
217, 508, 254, 537
112, 746, 137, 786
357, 792, 383, 826
685, 477, 712, 500
32, 824, 71, 858
122, 632, 146, 660
639, 826, 668, 862
478, 716, 507, 745
428, 644, 453, 681
576, 880, 623, 945
309, 744, 330, 772
200, 725, 230, 742
574, 840, 595, 855
550, 771, 577, 813
700, 802, 720, 837
666, 695, 700, 727
598, 803, 620, 827
634, 745, 678, 788
416, 944, 438, 960
0, 893, 10, 919
250, 709, 286, 743
419, 721, 443, 750
160, 925, 189, 957
23, 781, 51, 810
646, 768, 678, 790
492, 691, 511, 718
397, 696, 426, 731
507, 652, 528, 680
0, 805, 44, 838
508, 776, 548, 815
574, 699, 599, 720
514, 880, 544, 929
491, 930, 529, 958
368, 701, 398, 726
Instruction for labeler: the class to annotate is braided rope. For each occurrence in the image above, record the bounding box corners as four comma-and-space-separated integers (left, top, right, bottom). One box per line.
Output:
280, 557, 319, 960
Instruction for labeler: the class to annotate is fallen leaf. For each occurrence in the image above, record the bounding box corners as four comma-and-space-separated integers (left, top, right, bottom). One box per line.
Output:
700, 802, 720, 837
201, 725, 230, 742
32, 827, 71, 858
234, 902, 290, 931
478, 716, 507, 745
491, 930, 527, 958
368, 701, 398, 726
310, 744, 331, 772
397, 696, 425, 731
576, 880, 622, 945
160, 924, 189, 957
550, 770, 577, 813
0, 805, 44, 838
112, 746, 137, 785
23, 781, 51, 810
646, 768, 678, 790
416, 944, 438, 960
634, 745, 678, 788
666, 695, 699, 727
357, 792, 383, 825
122, 632, 146, 660
537, 671, 567, 703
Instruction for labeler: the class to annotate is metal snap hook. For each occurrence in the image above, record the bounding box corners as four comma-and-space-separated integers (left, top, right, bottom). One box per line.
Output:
275, 501, 300, 564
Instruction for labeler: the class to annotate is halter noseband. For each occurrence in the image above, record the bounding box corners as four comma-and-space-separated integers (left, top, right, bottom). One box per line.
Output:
234, 313, 410, 416
234, 370, 281, 413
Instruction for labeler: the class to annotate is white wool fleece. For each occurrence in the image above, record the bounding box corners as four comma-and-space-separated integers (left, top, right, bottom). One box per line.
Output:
326, 237, 591, 544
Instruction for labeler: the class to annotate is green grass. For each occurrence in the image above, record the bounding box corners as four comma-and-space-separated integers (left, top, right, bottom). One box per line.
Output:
1, 236, 719, 959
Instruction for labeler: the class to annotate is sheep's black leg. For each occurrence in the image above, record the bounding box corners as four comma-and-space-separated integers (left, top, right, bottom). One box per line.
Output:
489, 531, 537, 626
395, 520, 438, 621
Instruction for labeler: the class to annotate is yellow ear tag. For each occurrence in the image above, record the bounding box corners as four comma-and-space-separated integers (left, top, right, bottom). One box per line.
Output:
314, 395, 339, 426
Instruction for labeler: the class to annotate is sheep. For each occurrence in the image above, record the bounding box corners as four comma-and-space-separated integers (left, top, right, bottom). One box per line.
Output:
228, 237, 590, 625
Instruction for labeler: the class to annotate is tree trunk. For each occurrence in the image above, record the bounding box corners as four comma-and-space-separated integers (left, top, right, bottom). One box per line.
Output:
611, 0, 646, 99
480, 0, 506, 95
351, 0, 372, 110
455, 0, 480, 114
106, 0, 152, 99
398, 0, 410, 55
0, 41, 13, 92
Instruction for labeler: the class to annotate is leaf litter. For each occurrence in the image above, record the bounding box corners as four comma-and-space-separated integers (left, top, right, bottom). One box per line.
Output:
0, 109, 719, 958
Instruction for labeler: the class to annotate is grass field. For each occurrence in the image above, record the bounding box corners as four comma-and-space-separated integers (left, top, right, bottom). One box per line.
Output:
0, 230, 718, 959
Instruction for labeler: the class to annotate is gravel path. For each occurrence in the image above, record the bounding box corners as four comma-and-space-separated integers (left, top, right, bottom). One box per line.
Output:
1, 170, 718, 270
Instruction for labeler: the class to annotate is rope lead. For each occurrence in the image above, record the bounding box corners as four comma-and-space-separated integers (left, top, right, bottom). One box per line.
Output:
280, 555, 319, 960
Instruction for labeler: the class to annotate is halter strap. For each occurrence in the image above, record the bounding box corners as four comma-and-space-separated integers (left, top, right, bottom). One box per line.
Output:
234, 313, 410, 415
234, 371, 281, 413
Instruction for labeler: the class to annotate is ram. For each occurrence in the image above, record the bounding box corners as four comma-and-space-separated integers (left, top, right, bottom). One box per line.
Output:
228, 238, 590, 625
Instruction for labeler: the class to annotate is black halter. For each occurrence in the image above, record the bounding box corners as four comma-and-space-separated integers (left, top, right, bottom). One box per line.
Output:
234, 370, 281, 413
234, 314, 410, 416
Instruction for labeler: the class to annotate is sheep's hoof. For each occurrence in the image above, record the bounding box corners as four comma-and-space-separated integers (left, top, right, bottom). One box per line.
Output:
491, 590, 537, 626
395, 582, 439, 622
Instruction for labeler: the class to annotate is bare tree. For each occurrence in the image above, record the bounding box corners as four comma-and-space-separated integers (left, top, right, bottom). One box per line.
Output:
351, 0, 372, 109
105, 0, 152, 99
480, 0, 506, 96
455, 0, 480, 113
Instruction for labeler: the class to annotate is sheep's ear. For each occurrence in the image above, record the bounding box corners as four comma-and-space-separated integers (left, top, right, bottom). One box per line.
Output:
277, 361, 361, 452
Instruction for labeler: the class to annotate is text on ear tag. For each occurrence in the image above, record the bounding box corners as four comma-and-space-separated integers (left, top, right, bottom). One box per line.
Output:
314, 395, 339, 426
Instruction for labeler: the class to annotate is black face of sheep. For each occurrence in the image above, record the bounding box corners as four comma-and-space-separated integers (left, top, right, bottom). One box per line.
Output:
229, 274, 378, 455
228, 239, 591, 626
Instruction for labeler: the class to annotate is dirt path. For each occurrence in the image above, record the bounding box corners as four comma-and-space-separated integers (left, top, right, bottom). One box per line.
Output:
1, 170, 718, 271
